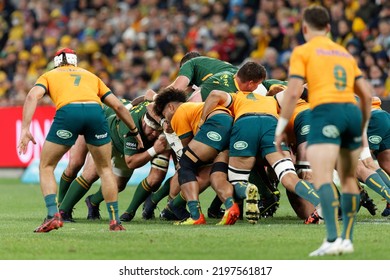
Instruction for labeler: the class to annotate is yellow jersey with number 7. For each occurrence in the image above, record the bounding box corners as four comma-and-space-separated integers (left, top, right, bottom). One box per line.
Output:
35, 65, 111, 109
288, 36, 362, 109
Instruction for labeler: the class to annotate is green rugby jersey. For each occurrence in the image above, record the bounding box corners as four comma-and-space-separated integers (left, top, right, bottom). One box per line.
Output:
103, 98, 132, 118
201, 70, 287, 99
179, 56, 238, 87
261, 79, 288, 91
107, 100, 155, 156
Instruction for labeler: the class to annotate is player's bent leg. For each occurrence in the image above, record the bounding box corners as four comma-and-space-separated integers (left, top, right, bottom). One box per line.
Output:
208, 151, 229, 218
175, 147, 205, 224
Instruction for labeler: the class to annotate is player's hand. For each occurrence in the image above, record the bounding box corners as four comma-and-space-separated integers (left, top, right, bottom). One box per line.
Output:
135, 133, 144, 149
18, 129, 36, 155
154, 134, 168, 154
274, 133, 287, 155
299, 170, 313, 182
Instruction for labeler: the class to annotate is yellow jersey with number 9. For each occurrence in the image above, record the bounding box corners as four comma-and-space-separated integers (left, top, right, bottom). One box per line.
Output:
288, 36, 362, 109
35, 65, 111, 109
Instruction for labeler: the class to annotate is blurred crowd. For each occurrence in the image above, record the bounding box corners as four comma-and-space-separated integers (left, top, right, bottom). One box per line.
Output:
0, 0, 389, 107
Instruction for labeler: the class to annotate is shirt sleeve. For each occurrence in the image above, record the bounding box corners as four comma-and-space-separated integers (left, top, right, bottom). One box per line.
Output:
171, 106, 193, 139
288, 46, 306, 80
124, 136, 139, 156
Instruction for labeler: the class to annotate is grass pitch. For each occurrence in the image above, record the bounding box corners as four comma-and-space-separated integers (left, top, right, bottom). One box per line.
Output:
0, 178, 388, 260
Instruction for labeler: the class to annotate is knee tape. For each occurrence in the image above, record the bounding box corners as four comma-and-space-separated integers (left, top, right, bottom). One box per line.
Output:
210, 162, 228, 175
178, 147, 203, 185
295, 161, 312, 175
272, 158, 296, 181
228, 165, 250, 184
151, 154, 169, 172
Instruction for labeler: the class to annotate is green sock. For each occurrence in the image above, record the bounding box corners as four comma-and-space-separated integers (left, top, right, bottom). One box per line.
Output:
171, 192, 187, 208
294, 180, 320, 206
58, 172, 76, 205
365, 173, 390, 203
150, 177, 171, 205
209, 194, 223, 210
376, 168, 390, 188
341, 193, 360, 241
106, 201, 119, 221
233, 182, 248, 200
125, 178, 152, 215
59, 176, 91, 212
318, 183, 340, 242
187, 200, 201, 220
90, 187, 104, 205
44, 194, 58, 218
224, 197, 234, 210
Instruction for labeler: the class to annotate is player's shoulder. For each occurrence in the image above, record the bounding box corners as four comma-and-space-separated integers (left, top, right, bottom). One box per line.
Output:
178, 101, 200, 111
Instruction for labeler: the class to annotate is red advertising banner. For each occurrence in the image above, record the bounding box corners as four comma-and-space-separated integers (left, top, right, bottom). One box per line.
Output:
0, 106, 60, 167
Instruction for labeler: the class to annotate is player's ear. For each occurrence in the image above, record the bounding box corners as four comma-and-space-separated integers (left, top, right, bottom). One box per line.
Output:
325, 23, 331, 34
302, 23, 308, 35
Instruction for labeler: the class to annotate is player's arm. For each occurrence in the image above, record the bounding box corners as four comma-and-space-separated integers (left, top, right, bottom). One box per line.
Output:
144, 89, 158, 102
273, 84, 305, 106
131, 94, 147, 106
180, 136, 192, 147
275, 77, 303, 153
104, 93, 144, 149
354, 78, 372, 135
167, 76, 190, 91
125, 135, 168, 169
18, 85, 45, 154
200, 89, 231, 128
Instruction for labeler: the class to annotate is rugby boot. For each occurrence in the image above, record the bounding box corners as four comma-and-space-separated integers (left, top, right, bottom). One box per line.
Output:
381, 202, 390, 217
359, 187, 377, 216
85, 195, 101, 220
245, 183, 260, 224
174, 214, 206, 225
34, 213, 63, 233
119, 212, 135, 222
142, 195, 157, 220
258, 190, 280, 218
109, 220, 126, 231
59, 210, 75, 223
216, 203, 240, 225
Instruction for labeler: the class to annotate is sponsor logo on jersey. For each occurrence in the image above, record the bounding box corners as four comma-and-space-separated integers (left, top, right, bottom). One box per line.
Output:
207, 131, 222, 142
300, 125, 310, 136
126, 142, 137, 149
353, 135, 362, 143
233, 141, 248, 150
369, 135, 382, 144
56, 130, 72, 139
322, 125, 339, 138
95, 132, 108, 139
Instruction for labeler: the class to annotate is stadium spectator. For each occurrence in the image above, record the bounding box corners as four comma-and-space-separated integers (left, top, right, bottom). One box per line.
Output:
0, 0, 389, 106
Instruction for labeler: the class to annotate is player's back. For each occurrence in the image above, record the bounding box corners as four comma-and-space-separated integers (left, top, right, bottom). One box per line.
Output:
38, 65, 110, 109
231, 92, 279, 120
292, 36, 360, 108
179, 56, 238, 87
